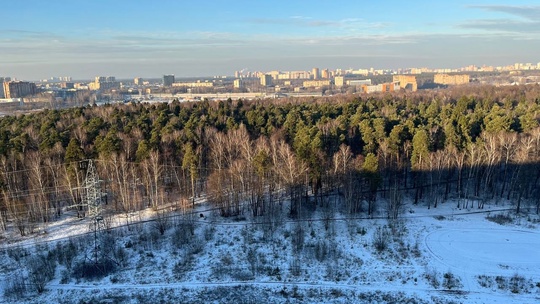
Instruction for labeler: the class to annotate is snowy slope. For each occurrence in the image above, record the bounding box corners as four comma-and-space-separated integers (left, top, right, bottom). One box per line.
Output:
0, 198, 539, 304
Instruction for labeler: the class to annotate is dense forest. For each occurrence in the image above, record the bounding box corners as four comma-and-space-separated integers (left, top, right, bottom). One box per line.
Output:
1, 84, 540, 236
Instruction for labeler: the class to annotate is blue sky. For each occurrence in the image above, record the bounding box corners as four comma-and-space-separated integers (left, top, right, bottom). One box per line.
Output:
2, 0, 540, 80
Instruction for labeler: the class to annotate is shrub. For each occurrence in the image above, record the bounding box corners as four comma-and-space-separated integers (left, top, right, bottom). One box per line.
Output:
357, 227, 367, 236
27, 254, 56, 293
138, 228, 161, 250
495, 276, 507, 290
153, 211, 170, 235
172, 222, 195, 247
204, 226, 215, 241
246, 247, 258, 275
6, 247, 29, 263
72, 259, 117, 280
220, 252, 234, 266
372, 226, 389, 253
3, 272, 26, 301
509, 274, 527, 294
60, 270, 70, 284
289, 258, 302, 276
442, 271, 462, 290
115, 245, 129, 267
314, 240, 329, 262
172, 254, 193, 279
59, 240, 78, 270
424, 268, 440, 289
187, 238, 204, 255
291, 225, 305, 253
412, 241, 421, 258
477, 275, 494, 288
230, 269, 254, 281
486, 213, 513, 225
283, 229, 291, 239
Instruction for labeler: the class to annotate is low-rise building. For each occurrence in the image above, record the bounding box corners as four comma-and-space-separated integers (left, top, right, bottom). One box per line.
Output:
172, 81, 214, 88
393, 75, 417, 91
302, 80, 331, 87
334, 76, 345, 87
434, 74, 470, 85
348, 79, 372, 86
361, 82, 398, 94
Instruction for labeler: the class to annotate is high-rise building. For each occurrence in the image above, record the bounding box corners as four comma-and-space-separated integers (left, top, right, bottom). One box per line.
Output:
234, 79, 243, 89
60, 82, 75, 89
260, 74, 272, 86
0, 77, 8, 98
3, 81, 37, 98
134, 77, 143, 85
312, 67, 320, 80
90, 76, 120, 90
321, 69, 329, 79
163, 74, 175, 87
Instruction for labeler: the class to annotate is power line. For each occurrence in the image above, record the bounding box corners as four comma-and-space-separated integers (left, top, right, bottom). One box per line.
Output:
0, 155, 537, 242
1, 198, 529, 251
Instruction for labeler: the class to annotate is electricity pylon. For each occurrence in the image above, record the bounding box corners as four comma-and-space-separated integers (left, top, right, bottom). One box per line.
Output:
82, 159, 104, 264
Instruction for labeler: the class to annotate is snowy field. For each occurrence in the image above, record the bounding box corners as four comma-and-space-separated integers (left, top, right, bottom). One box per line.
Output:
1, 198, 539, 303
426, 228, 540, 277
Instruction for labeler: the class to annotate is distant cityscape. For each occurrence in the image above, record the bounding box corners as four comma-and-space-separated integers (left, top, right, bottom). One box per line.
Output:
2, 61, 540, 104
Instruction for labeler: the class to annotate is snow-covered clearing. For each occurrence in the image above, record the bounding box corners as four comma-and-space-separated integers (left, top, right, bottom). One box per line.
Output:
426, 228, 540, 277
0, 198, 539, 303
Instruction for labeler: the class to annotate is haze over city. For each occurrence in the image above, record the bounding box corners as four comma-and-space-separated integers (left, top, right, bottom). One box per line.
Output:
3, 0, 540, 80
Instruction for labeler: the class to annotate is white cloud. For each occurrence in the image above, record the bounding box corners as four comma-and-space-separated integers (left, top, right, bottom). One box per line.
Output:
460, 5, 540, 36
467, 5, 540, 21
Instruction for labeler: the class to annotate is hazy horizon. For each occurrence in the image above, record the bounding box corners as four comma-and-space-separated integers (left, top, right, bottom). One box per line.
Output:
3, 0, 540, 80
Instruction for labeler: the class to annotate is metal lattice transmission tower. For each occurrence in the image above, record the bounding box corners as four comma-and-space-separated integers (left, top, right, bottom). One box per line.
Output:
83, 159, 103, 221
82, 160, 106, 264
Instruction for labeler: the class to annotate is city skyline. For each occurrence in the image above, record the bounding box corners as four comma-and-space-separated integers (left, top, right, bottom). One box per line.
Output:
2, 0, 540, 80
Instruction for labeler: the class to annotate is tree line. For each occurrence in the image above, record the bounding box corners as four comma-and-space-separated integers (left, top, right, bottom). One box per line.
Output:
1, 84, 540, 236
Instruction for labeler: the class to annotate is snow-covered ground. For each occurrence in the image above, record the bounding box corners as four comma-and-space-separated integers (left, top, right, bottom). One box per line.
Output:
1, 198, 539, 303
425, 228, 540, 277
